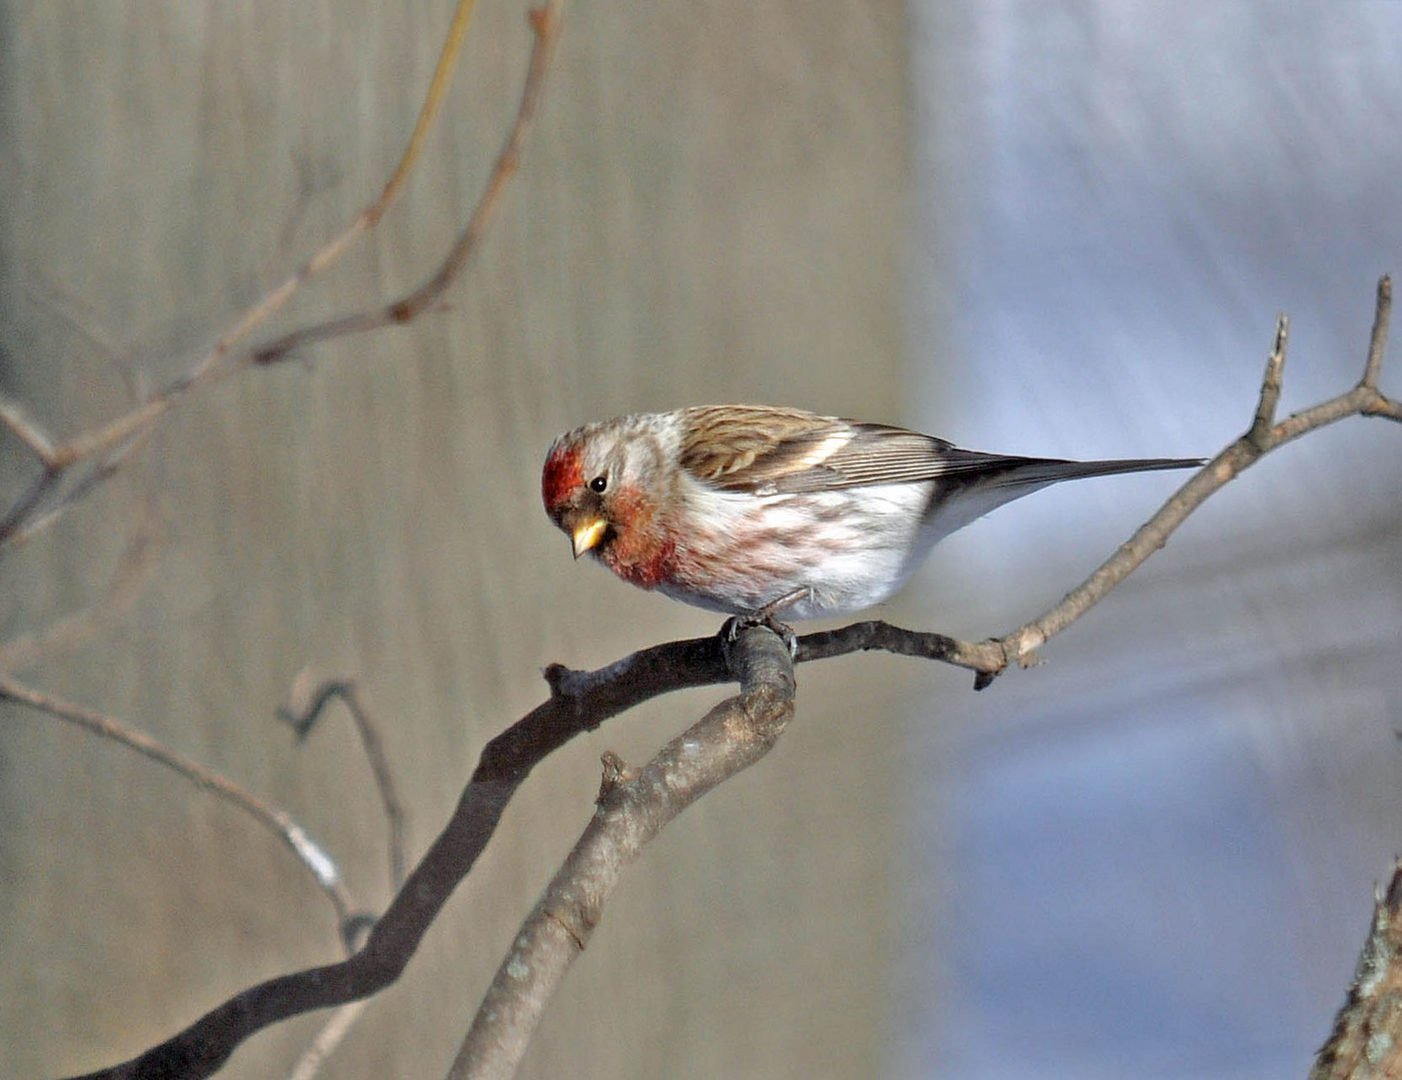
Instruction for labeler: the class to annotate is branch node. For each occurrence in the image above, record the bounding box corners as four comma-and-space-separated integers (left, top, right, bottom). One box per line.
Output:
278, 671, 355, 741
543, 662, 572, 697
597, 750, 635, 801
341, 913, 379, 953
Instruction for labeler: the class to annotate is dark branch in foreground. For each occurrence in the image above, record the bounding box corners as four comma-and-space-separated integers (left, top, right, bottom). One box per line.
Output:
69, 634, 736, 1080
67, 280, 1399, 1078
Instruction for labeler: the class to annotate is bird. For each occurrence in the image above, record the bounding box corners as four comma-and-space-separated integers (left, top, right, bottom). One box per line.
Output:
542, 404, 1199, 622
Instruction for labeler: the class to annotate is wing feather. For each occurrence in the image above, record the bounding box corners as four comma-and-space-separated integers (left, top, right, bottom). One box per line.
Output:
675, 406, 1199, 497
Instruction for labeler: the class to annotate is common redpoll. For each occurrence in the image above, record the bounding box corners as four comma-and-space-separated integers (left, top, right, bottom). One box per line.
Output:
542, 405, 1199, 621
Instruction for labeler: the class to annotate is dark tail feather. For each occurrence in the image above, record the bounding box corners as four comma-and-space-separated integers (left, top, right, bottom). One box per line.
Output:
1003, 456, 1204, 486
920, 453, 1202, 544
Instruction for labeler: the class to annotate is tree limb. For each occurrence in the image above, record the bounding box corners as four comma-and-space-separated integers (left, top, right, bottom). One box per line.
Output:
447, 626, 795, 1079
62, 280, 1399, 1078
0, 0, 556, 550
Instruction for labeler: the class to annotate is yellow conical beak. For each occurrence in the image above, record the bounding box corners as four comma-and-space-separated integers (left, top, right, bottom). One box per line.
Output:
570, 517, 608, 559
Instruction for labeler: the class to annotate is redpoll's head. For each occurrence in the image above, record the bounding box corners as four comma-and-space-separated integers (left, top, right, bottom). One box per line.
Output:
541, 415, 673, 566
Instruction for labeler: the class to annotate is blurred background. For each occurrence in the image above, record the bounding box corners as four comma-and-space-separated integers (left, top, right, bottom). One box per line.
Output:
1, 2, 1399, 1078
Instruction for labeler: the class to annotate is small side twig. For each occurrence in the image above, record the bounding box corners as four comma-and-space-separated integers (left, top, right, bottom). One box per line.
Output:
279, 676, 407, 890
0, 676, 364, 945
0, 506, 160, 673
0, 394, 60, 465
252, 0, 565, 365
1249, 314, 1288, 448
275, 674, 409, 1080
0, 0, 487, 549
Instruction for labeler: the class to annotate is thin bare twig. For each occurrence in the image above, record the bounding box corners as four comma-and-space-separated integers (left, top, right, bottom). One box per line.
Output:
275, 673, 409, 1080
0, 465, 58, 544
285, 1001, 373, 1080
251, 0, 566, 365
0, 676, 363, 944
1361, 274, 1392, 391
895, 274, 1399, 689
279, 676, 408, 890
0, 394, 59, 465
0, 0, 483, 548
1249, 314, 1288, 447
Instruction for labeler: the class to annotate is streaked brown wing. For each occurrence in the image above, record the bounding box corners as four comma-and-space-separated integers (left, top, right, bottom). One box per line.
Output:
775, 422, 965, 492
677, 406, 968, 495
676, 405, 849, 488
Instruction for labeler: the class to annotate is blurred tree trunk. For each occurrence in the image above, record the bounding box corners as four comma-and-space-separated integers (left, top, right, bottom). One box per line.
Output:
0, 2, 910, 1077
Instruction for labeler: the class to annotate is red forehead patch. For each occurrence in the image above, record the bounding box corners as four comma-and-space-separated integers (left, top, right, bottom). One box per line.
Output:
542, 443, 584, 511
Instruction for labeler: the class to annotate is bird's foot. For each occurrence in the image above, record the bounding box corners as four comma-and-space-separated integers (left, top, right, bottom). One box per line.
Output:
720, 587, 811, 660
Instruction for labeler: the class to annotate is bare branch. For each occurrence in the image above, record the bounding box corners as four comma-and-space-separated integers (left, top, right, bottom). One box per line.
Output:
0, 677, 362, 943
64, 282, 1401, 1078
1361, 273, 1392, 390
0, 465, 58, 545
450, 626, 794, 1079
0, 501, 160, 672
0, 0, 488, 548
251, 0, 566, 366
68, 630, 733, 1080
279, 676, 408, 891
273, 673, 414, 1080
0, 393, 59, 465
285, 1001, 373, 1080
824, 275, 1398, 690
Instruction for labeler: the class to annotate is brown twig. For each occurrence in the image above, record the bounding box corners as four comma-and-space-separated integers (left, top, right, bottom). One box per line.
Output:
285, 1000, 373, 1080
251, 0, 565, 365
274, 674, 409, 1080
279, 677, 408, 890
0, 0, 486, 550
0, 394, 60, 465
448, 626, 795, 1079
0, 676, 363, 944
900, 274, 1399, 690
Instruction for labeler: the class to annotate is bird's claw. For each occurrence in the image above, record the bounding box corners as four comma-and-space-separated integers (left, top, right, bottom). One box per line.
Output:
720, 587, 810, 660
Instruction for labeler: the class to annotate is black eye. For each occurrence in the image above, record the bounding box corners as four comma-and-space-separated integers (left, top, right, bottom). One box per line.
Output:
589, 475, 608, 493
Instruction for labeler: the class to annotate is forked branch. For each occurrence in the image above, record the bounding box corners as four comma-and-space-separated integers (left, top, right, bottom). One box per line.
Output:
0, 0, 562, 551
62, 280, 1398, 1079
804, 276, 1399, 689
